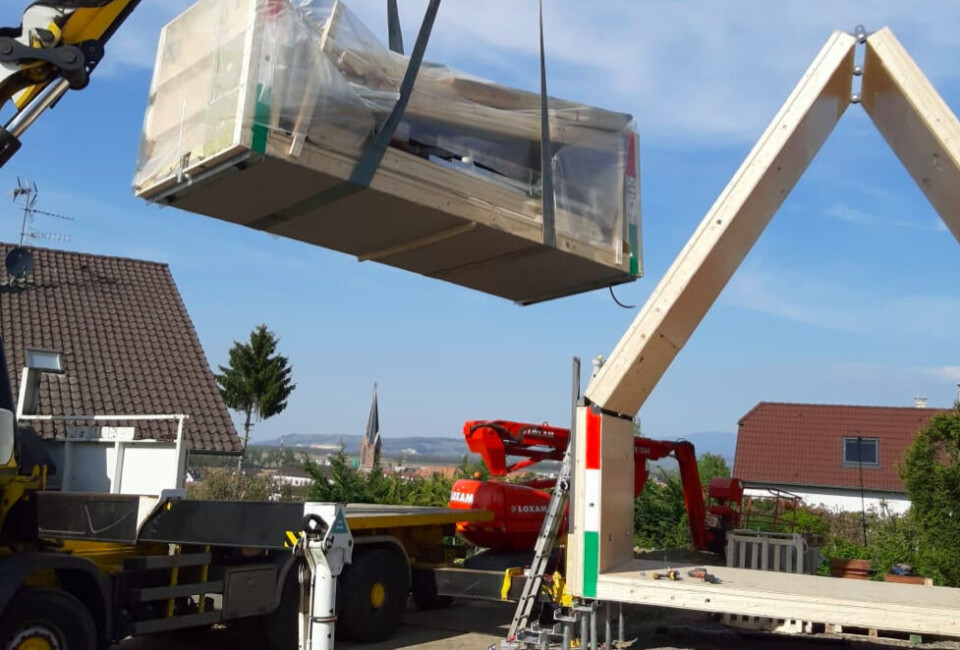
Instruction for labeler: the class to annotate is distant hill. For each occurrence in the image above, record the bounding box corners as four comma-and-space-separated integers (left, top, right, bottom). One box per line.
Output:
253, 431, 738, 465
253, 434, 468, 459
646, 431, 738, 473
681, 431, 737, 465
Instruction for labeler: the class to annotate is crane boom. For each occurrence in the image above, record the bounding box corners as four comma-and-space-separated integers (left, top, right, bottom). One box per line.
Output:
0, 0, 141, 167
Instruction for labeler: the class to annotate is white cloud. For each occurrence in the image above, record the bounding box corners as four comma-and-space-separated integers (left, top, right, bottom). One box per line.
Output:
723, 265, 863, 332
824, 203, 937, 231
922, 366, 960, 383
8, 0, 953, 144
350, 0, 960, 144
724, 262, 960, 338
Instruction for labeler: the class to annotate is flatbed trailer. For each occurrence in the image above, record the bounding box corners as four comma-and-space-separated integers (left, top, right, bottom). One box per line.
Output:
1, 490, 492, 649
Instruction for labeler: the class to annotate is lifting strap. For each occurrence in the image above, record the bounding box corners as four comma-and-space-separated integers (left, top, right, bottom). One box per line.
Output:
249, 0, 441, 233
538, 0, 556, 248
387, 0, 404, 54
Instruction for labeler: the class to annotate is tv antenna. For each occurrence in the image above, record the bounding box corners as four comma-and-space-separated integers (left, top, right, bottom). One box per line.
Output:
11, 178, 74, 247
5, 179, 75, 281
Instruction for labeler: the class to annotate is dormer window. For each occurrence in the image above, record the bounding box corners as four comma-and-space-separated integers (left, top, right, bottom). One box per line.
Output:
843, 437, 879, 467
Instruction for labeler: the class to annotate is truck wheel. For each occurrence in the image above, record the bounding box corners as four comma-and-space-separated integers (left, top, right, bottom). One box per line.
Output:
337, 548, 409, 642
411, 569, 452, 610
0, 588, 97, 650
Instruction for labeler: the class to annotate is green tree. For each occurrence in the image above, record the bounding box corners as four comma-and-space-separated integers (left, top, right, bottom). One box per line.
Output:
215, 325, 295, 471
188, 468, 295, 501
633, 468, 691, 550
304, 448, 457, 509
405, 472, 456, 507
697, 452, 730, 485
900, 410, 960, 586
455, 455, 490, 480
306, 448, 371, 503
632, 453, 730, 550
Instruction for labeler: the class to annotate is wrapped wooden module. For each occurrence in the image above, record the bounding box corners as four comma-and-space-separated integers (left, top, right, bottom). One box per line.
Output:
133, 0, 642, 304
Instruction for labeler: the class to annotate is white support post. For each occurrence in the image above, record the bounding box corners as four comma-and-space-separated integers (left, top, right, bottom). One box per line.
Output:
173, 416, 188, 490
112, 436, 125, 494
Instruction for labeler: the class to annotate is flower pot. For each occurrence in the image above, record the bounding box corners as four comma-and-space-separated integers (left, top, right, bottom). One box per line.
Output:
829, 558, 872, 580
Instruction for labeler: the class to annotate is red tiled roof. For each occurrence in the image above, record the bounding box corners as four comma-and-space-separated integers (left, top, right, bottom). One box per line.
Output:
391, 466, 457, 480
733, 402, 950, 492
0, 243, 240, 453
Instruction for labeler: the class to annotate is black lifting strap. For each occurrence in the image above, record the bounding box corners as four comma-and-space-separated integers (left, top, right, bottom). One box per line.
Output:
538, 0, 557, 248
387, 0, 404, 54
249, 0, 441, 233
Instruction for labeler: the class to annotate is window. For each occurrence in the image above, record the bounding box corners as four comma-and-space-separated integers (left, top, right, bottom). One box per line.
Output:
24, 348, 62, 373
843, 437, 879, 466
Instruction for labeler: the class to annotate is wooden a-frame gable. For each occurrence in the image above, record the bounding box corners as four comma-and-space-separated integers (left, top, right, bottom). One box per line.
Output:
568, 27, 960, 599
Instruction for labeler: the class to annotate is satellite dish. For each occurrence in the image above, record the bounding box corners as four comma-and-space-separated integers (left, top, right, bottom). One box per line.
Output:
5, 247, 33, 279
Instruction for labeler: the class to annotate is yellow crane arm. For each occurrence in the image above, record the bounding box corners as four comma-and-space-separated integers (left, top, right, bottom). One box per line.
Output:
0, 0, 140, 167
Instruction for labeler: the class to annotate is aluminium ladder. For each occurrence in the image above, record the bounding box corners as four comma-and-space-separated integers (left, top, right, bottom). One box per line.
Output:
507, 358, 582, 640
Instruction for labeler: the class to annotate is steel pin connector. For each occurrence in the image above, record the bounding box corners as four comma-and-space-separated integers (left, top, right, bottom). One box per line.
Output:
854, 24, 867, 44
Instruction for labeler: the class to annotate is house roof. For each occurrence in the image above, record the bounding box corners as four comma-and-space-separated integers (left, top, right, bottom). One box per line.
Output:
391, 466, 457, 480
734, 402, 950, 492
0, 243, 241, 453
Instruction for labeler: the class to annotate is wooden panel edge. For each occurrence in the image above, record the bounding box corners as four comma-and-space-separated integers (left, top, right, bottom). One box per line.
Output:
862, 27, 960, 244
585, 31, 856, 416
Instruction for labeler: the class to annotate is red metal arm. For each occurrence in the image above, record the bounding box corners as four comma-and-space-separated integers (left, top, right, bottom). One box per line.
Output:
670, 441, 708, 550
464, 421, 711, 549
463, 420, 569, 476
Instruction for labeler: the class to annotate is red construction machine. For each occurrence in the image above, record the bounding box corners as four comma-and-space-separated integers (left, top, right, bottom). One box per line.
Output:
449, 420, 744, 554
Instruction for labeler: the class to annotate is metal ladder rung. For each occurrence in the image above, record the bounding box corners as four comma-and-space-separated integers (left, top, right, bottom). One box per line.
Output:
508, 438, 573, 636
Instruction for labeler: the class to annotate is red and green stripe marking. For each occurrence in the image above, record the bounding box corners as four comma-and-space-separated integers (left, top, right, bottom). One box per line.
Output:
582, 407, 602, 598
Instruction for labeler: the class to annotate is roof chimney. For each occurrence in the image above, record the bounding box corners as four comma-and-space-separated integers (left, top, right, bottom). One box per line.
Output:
914, 396, 928, 409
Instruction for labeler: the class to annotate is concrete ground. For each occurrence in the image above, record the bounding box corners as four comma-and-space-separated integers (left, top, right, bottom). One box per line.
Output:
117, 600, 509, 650
118, 600, 960, 650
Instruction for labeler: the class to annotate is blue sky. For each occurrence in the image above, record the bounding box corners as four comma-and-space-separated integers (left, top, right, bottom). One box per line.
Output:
0, 1, 958, 445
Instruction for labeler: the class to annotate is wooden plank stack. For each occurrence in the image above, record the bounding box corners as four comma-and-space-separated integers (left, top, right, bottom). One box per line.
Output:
133, 0, 641, 304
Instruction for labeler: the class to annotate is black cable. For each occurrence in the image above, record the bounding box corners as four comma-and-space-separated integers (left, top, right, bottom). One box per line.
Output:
609, 286, 636, 309
857, 433, 868, 547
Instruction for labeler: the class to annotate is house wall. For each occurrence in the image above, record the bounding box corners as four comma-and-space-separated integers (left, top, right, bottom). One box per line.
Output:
745, 485, 910, 515
277, 474, 312, 487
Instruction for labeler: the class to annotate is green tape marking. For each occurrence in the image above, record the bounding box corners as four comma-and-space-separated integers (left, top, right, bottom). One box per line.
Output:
629, 223, 640, 277
583, 531, 599, 598
251, 83, 272, 154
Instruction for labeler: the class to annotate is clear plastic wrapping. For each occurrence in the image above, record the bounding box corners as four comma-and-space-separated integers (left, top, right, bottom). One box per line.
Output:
134, 0, 640, 267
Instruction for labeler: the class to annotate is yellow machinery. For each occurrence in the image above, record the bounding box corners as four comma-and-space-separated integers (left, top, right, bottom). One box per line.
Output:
0, 1, 140, 167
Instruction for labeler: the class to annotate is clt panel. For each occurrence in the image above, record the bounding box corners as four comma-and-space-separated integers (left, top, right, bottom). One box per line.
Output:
568, 407, 634, 598
133, 0, 641, 304
586, 31, 855, 415
596, 558, 960, 638
861, 28, 960, 245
